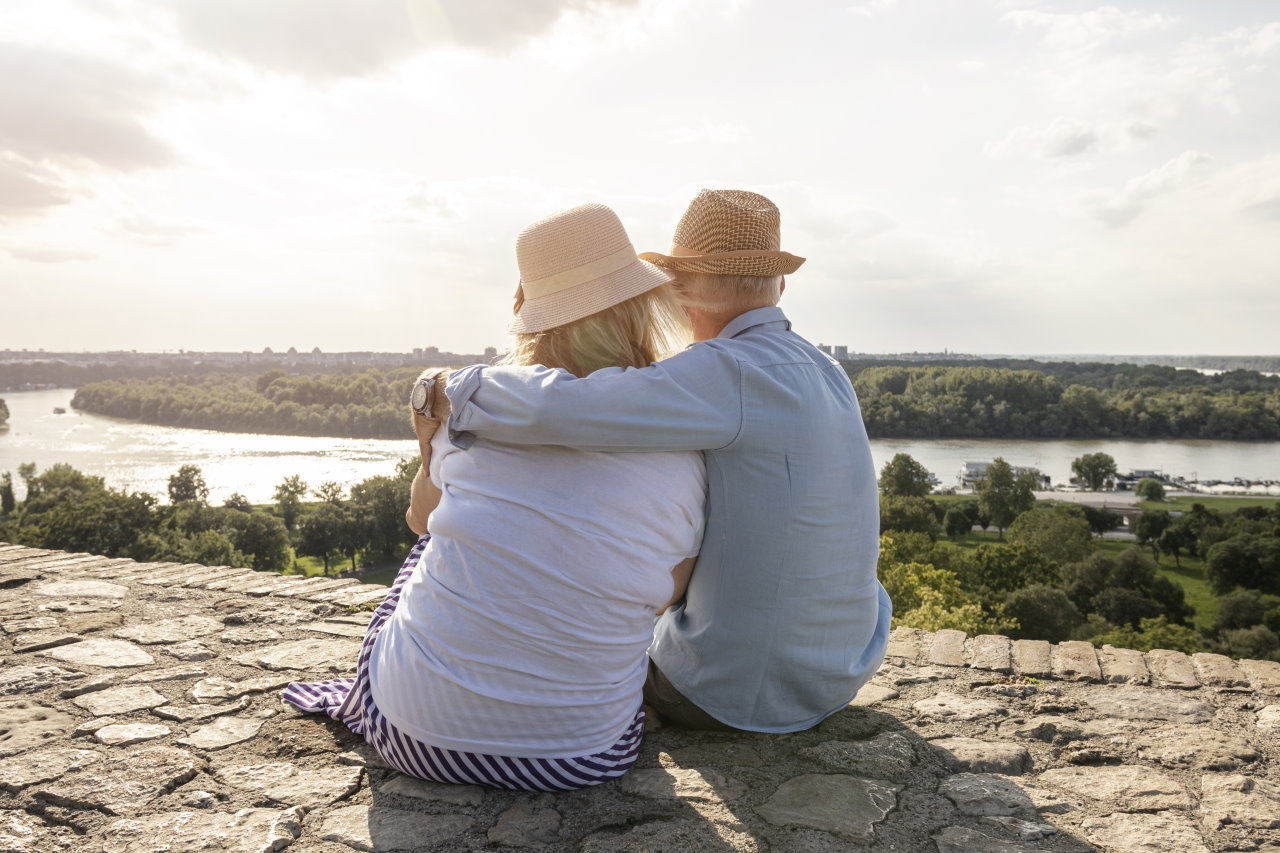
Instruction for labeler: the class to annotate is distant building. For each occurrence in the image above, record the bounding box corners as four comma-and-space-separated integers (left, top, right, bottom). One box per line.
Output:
959, 460, 1050, 490
816, 344, 832, 355
833, 345, 848, 360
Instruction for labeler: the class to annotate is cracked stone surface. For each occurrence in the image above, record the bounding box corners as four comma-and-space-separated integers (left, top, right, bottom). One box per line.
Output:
755, 774, 901, 843
5, 544, 1280, 852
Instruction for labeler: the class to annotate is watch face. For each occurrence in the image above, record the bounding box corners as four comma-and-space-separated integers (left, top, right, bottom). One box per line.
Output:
410, 380, 429, 412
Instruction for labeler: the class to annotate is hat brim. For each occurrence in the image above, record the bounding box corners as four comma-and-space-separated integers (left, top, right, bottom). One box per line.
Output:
508, 258, 675, 334
637, 249, 805, 277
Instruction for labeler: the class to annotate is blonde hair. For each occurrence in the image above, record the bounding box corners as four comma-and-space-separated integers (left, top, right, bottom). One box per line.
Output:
502, 283, 690, 377
675, 272, 783, 314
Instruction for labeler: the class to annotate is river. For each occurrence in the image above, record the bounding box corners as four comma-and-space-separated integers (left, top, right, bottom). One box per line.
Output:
3, 388, 1279, 503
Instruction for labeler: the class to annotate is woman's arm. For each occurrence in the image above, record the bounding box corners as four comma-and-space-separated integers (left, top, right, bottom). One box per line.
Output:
657, 556, 697, 615
404, 370, 451, 534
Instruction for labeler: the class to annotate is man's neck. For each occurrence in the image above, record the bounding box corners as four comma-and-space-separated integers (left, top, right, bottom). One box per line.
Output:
688, 303, 775, 342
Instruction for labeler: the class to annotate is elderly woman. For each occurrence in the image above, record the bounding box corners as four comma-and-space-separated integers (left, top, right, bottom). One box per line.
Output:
284, 204, 706, 791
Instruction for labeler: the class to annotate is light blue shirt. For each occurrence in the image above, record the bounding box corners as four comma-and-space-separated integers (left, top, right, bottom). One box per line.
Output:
445, 306, 891, 732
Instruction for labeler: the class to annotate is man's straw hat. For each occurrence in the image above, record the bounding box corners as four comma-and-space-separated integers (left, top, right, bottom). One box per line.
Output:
509, 203, 674, 334
638, 189, 805, 277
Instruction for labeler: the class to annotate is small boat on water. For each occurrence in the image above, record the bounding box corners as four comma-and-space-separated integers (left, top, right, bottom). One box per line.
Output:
52, 407, 66, 414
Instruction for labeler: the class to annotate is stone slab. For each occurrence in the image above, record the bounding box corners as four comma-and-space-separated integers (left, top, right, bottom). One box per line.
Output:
1082, 686, 1213, 723
1039, 765, 1189, 811
35, 746, 201, 816
1099, 645, 1151, 684
319, 804, 472, 851
1012, 639, 1051, 677
42, 638, 154, 668
885, 627, 927, 663
178, 714, 270, 751
968, 634, 1013, 672
0, 664, 84, 696
114, 616, 224, 645
1240, 658, 1280, 693
619, 767, 745, 801
0, 700, 77, 756
0, 747, 102, 792
755, 774, 900, 844
215, 760, 362, 808
1199, 773, 1280, 830
377, 773, 484, 806
1082, 812, 1210, 853
938, 773, 1035, 817
1051, 641, 1101, 681
929, 737, 1032, 775
94, 723, 171, 746
231, 638, 361, 673
1136, 728, 1260, 770
73, 685, 168, 716
33, 580, 128, 599
914, 692, 1007, 721
1146, 649, 1200, 689
189, 675, 292, 703
98, 807, 305, 853
929, 629, 968, 667
1191, 652, 1249, 688
11, 631, 81, 653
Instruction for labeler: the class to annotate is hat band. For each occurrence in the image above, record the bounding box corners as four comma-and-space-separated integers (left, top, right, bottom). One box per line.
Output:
520, 246, 639, 300
669, 245, 792, 260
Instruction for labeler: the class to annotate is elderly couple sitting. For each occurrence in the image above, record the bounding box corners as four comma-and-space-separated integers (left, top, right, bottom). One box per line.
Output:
285, 189, 892, 791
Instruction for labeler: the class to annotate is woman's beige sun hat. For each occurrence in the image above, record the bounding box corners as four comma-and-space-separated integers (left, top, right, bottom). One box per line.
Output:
509, 203, 674, 334
638, 188, 805, 276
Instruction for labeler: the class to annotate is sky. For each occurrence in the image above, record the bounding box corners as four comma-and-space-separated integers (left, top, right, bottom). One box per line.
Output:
2, 0, 1278, 357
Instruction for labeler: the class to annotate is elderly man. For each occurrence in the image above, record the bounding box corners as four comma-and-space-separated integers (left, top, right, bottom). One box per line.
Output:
443, 189, 890, 733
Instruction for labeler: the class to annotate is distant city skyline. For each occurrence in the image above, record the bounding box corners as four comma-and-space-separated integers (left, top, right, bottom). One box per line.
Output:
3, 1, 1278, 355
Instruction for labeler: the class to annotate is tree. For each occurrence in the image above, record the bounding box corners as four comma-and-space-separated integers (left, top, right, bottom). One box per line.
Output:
1217, 625, 1279, 661
350, 474, 413, 561
1135, 477, 1166, 502
314, 481, 345, 504
878, 495, 940, 538
1213, 588, 1268, 633
1071, 452, 1117, 491
0, 472, 14, 515
943, 507, 971, 539
1133, 510, 1172, 561
877, 536, 1015, 635
17, 463, 37, 498
879, 453, 932, 498
976, 458, 1036, 537
297, 503, 347, 573
222, 493, 252, 512
1080, 504, 1123, 537
1004, 585, 1082, 643
1206, 534, 1280, 595
1089, 616, 1201, 654
1007, 505, 1094, 566
0, 398, 8, 425
167, 465, 209, 505
223, 510, 290, 572
274, 475, 308, 531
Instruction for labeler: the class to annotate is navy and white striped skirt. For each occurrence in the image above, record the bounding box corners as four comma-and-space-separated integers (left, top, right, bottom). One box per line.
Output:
282, 534, 645, 791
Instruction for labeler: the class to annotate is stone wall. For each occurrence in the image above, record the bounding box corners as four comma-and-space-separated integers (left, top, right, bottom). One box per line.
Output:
1, 542, 1277, 852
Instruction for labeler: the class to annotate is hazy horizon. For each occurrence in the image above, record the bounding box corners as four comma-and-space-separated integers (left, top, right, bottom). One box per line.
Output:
3, 1, 1278, 356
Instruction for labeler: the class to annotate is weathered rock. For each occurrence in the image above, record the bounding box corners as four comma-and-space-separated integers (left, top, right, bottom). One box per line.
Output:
232, 638, 361, 672
153, 697, 251, 723
488, 796, 562, 847
914, 691, 1007, 721
217, 626, 283, 645
849, 683, 899, 706
1051, 641, 1101, 681
113, 616, 224, 645
1136, 728, 1260, 770
1240, 657, 1280, 693
798, 731, 918, 781
938, 773, 1035, 817
34, 580, 128, 599
755, 774, 900, 844
968, 634, 1013, 672
619, 767, 745, 801
35, 746, 202, 815
377, 773, 483, 806
929, 736, 1032, 775
884, 627, 927, 663
97, 806, 305, 853
1, 616, 59, 633
178, 714, 270, 751
929, 629, 968, 666
0, 747, 102, 792
0, 700, 76, 756
299, 620, 367, 638
93, 723, 171, 746
42, 638, 153, 668
981, 815, 1058, 841
1082, 812, 1210, 853
0, 810, 67, 852
215, 761, 362, 808
124, 664, 209, 684
1011, 639, 1051, 676
1191, 652, 1249, 688
72, 685, 168, 717
933, 826, 1034, 853
166, 641, 215, 662
1146, 649, 1200, 689
1038, 765, 1189, 811
1099, 645, 1151, 684
1258, 705, 1280, 729
319, 804, 472, 851
11, 630, 80, 653
580, 818, 758, 853
1081, 686, 1213, 723
58, 674, 116, 698
189, 675, 292, 703
0, 664, 84, 696
665, 743, 763, 767
1199, 773, 1280, 830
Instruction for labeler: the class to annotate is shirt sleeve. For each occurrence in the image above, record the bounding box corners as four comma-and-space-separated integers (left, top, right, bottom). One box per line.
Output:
445, 344, 744, 452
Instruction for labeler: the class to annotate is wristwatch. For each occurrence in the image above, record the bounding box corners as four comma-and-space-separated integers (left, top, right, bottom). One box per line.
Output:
409, 375, 437, 417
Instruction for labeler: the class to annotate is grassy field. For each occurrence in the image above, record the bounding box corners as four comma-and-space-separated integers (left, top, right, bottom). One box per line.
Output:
1138, 495, 1280, 513
1093, 539, 1217, 631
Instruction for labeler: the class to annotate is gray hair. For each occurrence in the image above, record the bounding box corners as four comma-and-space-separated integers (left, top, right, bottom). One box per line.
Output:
676, 272, 783, 314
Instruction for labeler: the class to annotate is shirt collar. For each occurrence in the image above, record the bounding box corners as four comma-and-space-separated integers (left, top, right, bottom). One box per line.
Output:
717, 306, 791, 340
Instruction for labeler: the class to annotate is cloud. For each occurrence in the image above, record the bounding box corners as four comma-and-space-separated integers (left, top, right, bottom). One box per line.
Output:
847, 0, 897, 19
118, 212, 216, 247
0, 158, 72, 218
157, 0, 643, 80
1088, 150, 1212, 227
657, 122, 751, 146
0, 41, 177, 171
4, 245, 98, 263
989, 117, 1100, 159
1003, 6, 1177, 52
